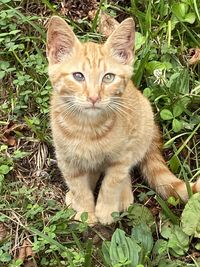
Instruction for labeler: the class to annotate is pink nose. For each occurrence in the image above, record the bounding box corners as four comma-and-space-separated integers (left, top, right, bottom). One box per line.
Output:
88, 96, 100, 105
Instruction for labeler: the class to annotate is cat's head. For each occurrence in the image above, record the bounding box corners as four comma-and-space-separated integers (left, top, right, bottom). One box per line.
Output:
47, 16, 135, 118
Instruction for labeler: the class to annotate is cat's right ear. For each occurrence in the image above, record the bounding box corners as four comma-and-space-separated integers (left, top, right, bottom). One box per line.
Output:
46, 16, 81, 64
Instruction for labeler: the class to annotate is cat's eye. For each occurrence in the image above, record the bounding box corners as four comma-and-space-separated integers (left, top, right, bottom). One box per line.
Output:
73, 72, 85, 82
103, 73, 115, 83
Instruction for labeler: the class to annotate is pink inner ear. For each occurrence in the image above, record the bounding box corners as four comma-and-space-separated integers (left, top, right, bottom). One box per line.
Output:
117, 50, 128, 60
105, 21, 135, 65
47, 31, 74, 64
113, 49, 133, 64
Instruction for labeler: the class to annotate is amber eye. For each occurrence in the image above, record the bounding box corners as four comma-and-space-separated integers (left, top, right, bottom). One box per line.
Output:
73, 72, 85, 82
103, 73, 115, 83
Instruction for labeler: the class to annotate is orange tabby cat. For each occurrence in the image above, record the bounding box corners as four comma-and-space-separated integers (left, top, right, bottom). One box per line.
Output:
46, 16, 200, 225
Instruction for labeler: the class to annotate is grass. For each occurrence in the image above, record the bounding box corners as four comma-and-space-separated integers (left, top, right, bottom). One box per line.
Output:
0, 0, 200, 266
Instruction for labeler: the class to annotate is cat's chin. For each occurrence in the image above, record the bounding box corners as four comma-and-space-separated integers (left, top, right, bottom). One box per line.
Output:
82, 107, 104, 117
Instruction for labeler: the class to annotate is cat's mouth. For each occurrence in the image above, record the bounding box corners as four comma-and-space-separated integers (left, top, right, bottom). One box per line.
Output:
84, 106, 101, 110
83, 106, 103, 115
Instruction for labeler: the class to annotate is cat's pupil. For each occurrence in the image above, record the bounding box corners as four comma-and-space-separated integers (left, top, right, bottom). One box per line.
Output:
73, 72, 85, 82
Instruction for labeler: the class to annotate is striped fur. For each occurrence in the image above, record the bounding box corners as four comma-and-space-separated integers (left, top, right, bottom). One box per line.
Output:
47, 16, 200, 225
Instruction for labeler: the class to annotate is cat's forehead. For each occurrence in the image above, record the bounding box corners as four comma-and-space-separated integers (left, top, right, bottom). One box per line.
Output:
81, 42, 105, 68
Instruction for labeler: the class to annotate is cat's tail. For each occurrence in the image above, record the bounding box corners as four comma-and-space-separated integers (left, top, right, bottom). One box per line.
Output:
140, 127, 200, 202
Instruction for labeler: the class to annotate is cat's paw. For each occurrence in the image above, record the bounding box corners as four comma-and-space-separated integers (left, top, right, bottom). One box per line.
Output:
119, 187, 134, 211
74, 211, 98, 225
65, 191, 73, 207
95, 203, 118, 225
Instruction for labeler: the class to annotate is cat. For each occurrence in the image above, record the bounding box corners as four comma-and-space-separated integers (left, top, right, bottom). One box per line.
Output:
46, 16, 200, 225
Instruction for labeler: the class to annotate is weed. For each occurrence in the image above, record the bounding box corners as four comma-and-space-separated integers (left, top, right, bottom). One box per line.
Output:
0, 0, 200, 266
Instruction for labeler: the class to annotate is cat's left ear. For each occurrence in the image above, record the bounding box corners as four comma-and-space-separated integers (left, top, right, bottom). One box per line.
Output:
46, 16, 81, 64
104, 18, 135, 65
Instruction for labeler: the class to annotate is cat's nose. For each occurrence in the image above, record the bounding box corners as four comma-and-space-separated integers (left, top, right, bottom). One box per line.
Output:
88, 96, 100, 105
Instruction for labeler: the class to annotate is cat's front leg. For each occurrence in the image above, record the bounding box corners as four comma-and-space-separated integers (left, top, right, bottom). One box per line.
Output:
95, 162, 133, 225
59, 164, 98, 225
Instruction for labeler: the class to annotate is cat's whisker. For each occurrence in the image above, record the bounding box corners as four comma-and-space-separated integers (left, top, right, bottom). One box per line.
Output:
111, 96, 134, 101
55, 101, 75, 110
61, 96, 113, 110
111, 98, 136, 107
53, 104, 73, 119
61, 103, 78, 119
111, 96, 136, 104
67, 106, 79, 118
107, 104, 128, 119
112, 101, 137, 113
113, 104, 134, 117
111, 100, 137, 109
110, 108, 127, 120
62, 108, 75, 119
114, 107, 130, 118
61, 95, 74, 98
100, 99, 110, 104
60, 102, 76, 111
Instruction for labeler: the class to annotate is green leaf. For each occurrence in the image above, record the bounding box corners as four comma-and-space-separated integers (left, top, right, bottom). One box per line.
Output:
166, 73, 180, 88
172, 118, 182, 132
179, 69, 190, 94
184, 13, 196, 24
0, 251, 11, 262
11, 259, 24, 266
172, 3, 188, 20
102, 241, 112, 266
135, 32, 146, 51
127, 204, 154, 228
161, 223, 189, 256
131, 223, 153, 255
195, 243, 200, 251
153, 239, 168, 256
169, 155, 180, 173
110, 229, 141, 267
0, 61, 10, 70
161, 222, 173, 239
167, 225, 189, 256
0, 71, 5, 79
181, 193, 200, 238
0, 0, 11, 3
160, 109, 173, 120
143, 88, 152, 98
80, 212, 88, 222
158, 259, 189, 267
172, 105, 185, 118
9, 30, 21, 35
145, 61, 172, 74
167, 196, 180, 207
0, 165, 11, 175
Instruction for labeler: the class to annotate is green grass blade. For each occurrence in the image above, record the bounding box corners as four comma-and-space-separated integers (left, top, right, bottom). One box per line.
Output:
170, 123, 200, 166
70, 231, 84, 251
30, 227, 75, 267
193, 0, 200, 24
5, 4, 46, 38
41, 0, 58, 13
156, 195, 179, 225
84, 239, 93, 267
91, 0, 105, 32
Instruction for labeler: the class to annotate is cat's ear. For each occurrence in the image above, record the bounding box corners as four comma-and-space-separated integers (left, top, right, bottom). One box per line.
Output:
104, 18, 135, 64
46, 16, 81, 64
